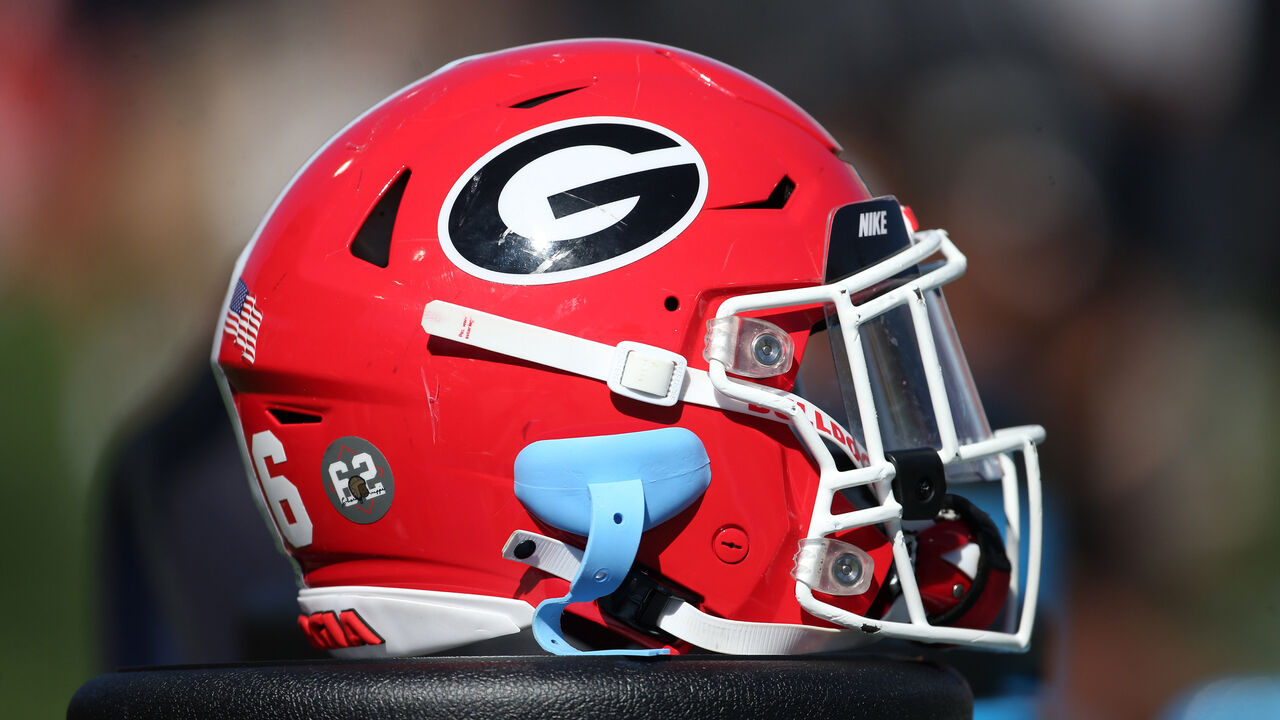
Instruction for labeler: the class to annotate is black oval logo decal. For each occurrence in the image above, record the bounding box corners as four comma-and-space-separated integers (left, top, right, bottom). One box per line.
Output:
439, 117, 707, 284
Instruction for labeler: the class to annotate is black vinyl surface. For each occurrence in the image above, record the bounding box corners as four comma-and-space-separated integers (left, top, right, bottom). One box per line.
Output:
68, 655, 972, 720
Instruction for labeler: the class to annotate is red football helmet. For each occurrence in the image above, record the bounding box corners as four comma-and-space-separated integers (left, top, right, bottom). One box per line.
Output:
213, 39, 1044, 657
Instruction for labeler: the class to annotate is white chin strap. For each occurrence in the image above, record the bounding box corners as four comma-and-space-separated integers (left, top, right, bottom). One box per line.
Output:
421, 300, 742, 412
419, 300, 863, 452
501, 530, 872, 655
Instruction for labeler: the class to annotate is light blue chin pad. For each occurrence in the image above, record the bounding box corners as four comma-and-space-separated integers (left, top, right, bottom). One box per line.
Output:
513, 427, 711, 656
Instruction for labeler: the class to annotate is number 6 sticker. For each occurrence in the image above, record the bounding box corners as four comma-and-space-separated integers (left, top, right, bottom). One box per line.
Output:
251, 429, 313, 548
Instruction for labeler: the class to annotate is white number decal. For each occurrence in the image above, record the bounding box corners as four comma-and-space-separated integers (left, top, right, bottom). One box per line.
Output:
251, 429, 313, 548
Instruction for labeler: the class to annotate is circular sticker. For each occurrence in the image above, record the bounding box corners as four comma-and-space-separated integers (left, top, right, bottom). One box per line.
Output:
439, 116, 708, 285
321, 436, 395, 524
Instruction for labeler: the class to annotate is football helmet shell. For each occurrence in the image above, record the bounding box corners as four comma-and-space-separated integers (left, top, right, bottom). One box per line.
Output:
213, 39, 1043, 657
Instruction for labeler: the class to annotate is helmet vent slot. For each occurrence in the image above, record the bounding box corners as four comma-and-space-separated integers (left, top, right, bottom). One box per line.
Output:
268, 407, 323, 425
510, 86, 588, 109
715, 175, 794, 210
350, 168, 410, 268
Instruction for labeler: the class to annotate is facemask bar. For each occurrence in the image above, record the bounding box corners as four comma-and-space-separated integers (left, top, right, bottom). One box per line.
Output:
707, 228, 1044, 651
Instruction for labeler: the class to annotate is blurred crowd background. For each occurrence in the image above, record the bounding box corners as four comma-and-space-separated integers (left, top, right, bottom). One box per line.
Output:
3, 0, 1278, 717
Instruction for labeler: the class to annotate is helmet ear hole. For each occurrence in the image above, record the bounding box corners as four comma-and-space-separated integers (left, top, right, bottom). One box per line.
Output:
664, 296, 680, 311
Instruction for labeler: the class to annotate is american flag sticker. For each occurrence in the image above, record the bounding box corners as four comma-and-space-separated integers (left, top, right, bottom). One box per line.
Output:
224, 278, 263, 363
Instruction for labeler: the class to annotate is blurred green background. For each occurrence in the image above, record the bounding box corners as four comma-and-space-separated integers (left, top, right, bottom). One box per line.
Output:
3, 1, 1278, 717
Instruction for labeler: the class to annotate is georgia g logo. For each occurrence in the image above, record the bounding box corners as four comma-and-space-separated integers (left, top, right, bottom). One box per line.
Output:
439, 117, 707, 285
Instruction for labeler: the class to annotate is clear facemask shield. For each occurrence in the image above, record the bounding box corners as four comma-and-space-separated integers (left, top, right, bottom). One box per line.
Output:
704, 197, 1044, 650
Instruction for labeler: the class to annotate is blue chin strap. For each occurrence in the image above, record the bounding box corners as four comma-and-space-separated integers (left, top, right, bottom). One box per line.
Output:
513, 427, 711, 656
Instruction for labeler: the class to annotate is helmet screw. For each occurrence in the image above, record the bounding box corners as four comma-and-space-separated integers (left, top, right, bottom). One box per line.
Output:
916, 477, 934, 502
952, 583, 964, 599
832, 553, 865, 587
513, 540, 536, 560
752, 333, 783, 366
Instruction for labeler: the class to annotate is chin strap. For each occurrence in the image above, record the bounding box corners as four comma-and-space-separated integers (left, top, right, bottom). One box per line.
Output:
423, 300, 736, 410
421, 300, 870, 464
504, 530, 874, 655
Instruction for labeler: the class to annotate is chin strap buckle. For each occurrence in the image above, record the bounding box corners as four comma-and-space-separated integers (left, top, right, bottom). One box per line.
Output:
608, 341, 687, 407
601, 568, 678, 638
